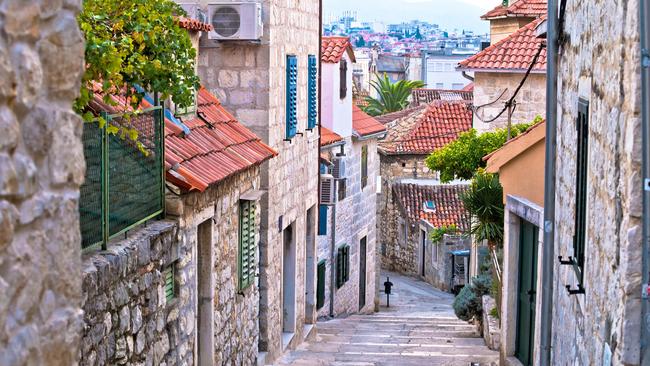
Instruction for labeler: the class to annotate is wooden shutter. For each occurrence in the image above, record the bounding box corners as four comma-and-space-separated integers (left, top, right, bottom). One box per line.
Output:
361, 145, 368, 188
316, 260, 326, 309
308, 55, 318, 129
163, 265, 175, 301
336, 247, 344, 288
318, 204, 328, 235
286, 55, 298, 139
339, 60, 347, 99
573, 98, 589, 282
344, 245, 350, 282
239, 200, 257, 290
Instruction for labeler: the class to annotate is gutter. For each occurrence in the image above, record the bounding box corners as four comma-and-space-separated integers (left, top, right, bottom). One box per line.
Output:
540, 0, 558, 364
640, 0, 650, 362
461, 71, 475, 82
352, 131, 387, 141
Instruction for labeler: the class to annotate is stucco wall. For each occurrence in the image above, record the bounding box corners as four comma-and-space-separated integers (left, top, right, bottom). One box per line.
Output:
495, 139, 545, 207
198, 0, 320, 361
322, 52, 354, 138
473, 72, 546, 133
0, 1, 85, 364
552, 0, 642, 364
489, 17, 535, 44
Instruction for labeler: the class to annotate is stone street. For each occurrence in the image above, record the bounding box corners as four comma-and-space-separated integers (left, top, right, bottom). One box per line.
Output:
274, 271, 499, 366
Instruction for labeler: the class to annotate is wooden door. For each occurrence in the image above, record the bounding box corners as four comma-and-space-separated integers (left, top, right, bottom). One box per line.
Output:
359, 237, 367, 310
516, 220, 538, 366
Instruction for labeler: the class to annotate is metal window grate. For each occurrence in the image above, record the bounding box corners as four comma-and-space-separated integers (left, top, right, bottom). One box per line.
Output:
286, 55, 298, 139
79, 107, 165, 250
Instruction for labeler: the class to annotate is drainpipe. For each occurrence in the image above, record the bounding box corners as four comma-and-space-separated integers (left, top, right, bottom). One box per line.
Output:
317, 0, 324, 316
329, 204, 337, 317
540, 0, 558, 364
640, 0, 650, 362
461, 71, 474, 82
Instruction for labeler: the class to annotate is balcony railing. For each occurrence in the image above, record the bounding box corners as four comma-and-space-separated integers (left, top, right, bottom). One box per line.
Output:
79, 107, 165, 250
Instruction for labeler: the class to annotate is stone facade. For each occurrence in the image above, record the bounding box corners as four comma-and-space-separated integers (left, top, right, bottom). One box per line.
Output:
317, 138, 379, 318
0, 1, 86, 365
550, 1, 643, 364
473, 72, 546, 133
197, 0, 320, 361
423, 233, 471, 292
488, 17, 535, 44
79, 222, 194, 366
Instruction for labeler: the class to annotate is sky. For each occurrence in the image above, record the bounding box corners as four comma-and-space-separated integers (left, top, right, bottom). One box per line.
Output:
323, 0, 493, 33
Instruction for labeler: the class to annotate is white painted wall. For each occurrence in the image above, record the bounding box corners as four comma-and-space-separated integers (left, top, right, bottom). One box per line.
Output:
321, 52, 354, 138
424, 55, 471, 90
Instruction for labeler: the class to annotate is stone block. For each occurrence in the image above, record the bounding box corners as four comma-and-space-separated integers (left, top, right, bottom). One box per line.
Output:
218, 70, 239, 88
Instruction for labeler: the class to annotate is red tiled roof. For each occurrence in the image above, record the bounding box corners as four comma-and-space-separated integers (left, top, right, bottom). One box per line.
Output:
176, 16, 213, 32
320, 126, 343, 147
89, 86, 276, 192
393, 183, 470, 230
379, 101, 473, 155
458, 16, 547, 72
352, 105, 386, 137
481, 0, 547, 20
410, 88, 473, 107
374, 105, 426, 125
321, 36, 356, 63
462, 83, 475, 92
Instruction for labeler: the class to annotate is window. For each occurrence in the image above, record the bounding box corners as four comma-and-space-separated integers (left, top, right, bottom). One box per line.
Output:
336, 245, 350, 288
337, 178, 347, 201
361, 145, 368, 188
318, 204, 328, 235
452, 83, 464, 90
286, 55, 298, 139
316, 260, 326, 309
163, 264, 175, 302
435, 83, 444, 89
572, 98, 589, 286
444, 63, 452, 72
239, 200, 257, 290
308, 55, 318, 130
340, 59, 348, 99
433, 62, 443, 72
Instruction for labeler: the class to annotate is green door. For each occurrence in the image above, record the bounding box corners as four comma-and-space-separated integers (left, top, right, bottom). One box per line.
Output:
516, 220, 538, 366
316, 260, 326, 310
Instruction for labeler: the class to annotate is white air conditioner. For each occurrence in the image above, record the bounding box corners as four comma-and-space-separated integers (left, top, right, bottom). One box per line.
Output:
320, 174, 336, 205
332, 157, 346, 179
207, 2, 263, 41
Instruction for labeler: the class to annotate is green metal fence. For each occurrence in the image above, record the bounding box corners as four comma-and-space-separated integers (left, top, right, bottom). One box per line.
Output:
79, 107, 165, 250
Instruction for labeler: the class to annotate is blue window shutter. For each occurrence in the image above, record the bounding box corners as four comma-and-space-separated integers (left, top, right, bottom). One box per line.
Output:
318, 204, 328, 235
308, 55, 318, 130
286, 55, 298, 139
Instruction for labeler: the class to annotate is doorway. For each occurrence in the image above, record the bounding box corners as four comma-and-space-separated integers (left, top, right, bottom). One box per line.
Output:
282, 223, 296, 334
516, 220, 538, 366
197, 219, 214, 365
420, 229, 426, 277
305, 206, 316, 323
359, 236, 367, 311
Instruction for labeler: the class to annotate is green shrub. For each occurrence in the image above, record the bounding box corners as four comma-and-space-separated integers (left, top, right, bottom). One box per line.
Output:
453, 275, 493, 322
489, 307, 499, 319
472, 274, 492, 296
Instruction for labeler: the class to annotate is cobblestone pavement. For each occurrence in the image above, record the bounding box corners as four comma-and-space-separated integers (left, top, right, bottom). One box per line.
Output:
274, 271, 499, 366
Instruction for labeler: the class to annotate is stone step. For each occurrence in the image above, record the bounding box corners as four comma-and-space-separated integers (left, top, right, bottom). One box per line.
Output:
316, 328, 481, 338
278, 350, 499, 366
302, 342, 498, 356
318, 334, 489, 346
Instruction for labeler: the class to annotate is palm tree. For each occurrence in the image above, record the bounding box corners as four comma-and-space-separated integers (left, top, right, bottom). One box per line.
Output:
363, 74, 425, 116
460, 170, 504, 249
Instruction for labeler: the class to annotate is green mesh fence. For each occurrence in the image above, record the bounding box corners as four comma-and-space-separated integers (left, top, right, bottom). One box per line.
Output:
79, 107, 165, 249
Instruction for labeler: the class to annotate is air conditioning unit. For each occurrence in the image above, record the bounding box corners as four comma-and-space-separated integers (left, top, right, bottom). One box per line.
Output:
207, 2, 263, 41
332, 157, 346, 179
320, 174, 336, 205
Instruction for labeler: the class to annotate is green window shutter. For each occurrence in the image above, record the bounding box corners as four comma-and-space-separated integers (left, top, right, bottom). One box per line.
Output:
316, 260, 326, 309
239, 200, 257, 290
336, 247, 343, 288
344, 245, 350, 282
163, 265, 175, 302
361, 145, 368, 188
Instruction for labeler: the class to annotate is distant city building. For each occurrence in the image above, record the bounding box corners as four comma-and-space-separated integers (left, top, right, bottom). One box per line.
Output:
422, 48, 474, 90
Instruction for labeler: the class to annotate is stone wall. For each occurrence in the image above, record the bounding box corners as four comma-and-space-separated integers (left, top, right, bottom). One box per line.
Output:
317, 138, 379, 318
488, 17, 535, 44
377, 154, 435, 270
473, 72, 546, 133
0, 1, 85, 364
80, 221, 194, 366
198, 0, 320, 360
552, 1, 642, 364
424, 234, 471, 292
170, 167, 261, 365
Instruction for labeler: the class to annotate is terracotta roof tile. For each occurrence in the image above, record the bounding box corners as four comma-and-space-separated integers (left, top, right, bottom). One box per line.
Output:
379, 101, 473, 155
481, 0, 547, 20
458, 16, 547, 72
176, 16, 213, 32
374, 105, 426, 125
411, 88, 473, 107
321, 36, 356, 63
393, 183, 470, 230
320, 126, 343, 146
352, 105, 386, 137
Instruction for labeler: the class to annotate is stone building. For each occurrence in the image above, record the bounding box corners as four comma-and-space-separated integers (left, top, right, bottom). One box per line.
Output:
195, 0, 321, 361
377, 101, 473, 269
389, 183, 470, 288
458, 4, 546, 133
481, 0, 547, 44
543, 1, 643, 365
317, 37, 385, 317
77, 18, 277, 365
0, 1, 86, 364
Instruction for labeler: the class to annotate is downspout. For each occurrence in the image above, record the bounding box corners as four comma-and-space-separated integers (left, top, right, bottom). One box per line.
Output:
461, 71, 474, 82
540, 0, 558, 364
329, 204, 336, 317
640, 0, 650, 362
317, 0, 324, 315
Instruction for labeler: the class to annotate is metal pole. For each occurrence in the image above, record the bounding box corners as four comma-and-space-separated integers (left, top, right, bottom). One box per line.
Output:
540, 0, 559, 364
640, 0, 650, 362
507, 103, 513, 140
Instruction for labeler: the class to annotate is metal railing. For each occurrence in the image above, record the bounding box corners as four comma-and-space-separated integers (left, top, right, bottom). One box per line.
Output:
79, 107, 165, 250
